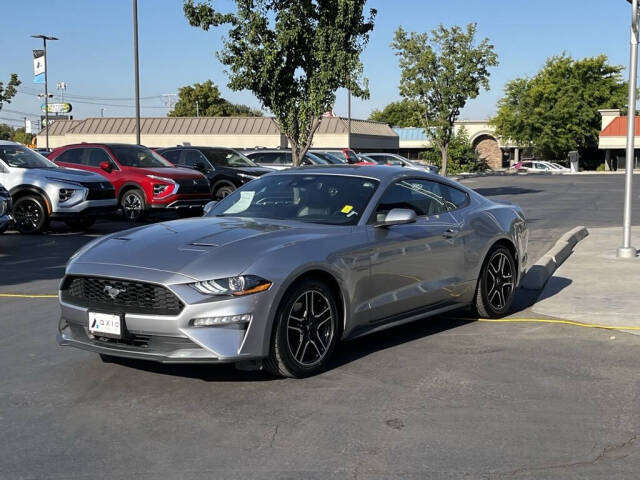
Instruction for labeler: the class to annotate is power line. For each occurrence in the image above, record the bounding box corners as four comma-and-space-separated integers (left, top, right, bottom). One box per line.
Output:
17, 86, 163, 101
15, 90, 168, 108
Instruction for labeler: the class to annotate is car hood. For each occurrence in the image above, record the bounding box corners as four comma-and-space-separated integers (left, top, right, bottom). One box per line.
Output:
19, 167, 108, 183
72, 217, 334, 281
129, 166, 205, 179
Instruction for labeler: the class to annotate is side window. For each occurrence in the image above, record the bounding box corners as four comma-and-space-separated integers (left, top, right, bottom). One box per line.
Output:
249, 152, 274, 164
85, 148, 111, 167
374, 178, 448, 222
440, 184, 469, 211
182, 149, 210, 169
55, 148, 83, 165
160, 149, 181, 164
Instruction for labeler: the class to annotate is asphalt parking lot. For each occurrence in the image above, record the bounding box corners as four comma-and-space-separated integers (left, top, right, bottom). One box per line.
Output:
2, 174, 639, 479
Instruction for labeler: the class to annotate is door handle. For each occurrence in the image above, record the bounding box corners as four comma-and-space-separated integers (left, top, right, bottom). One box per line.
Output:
442, 228, 460, 239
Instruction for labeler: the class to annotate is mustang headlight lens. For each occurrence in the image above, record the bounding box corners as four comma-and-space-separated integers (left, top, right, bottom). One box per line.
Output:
192, 275, 271, 296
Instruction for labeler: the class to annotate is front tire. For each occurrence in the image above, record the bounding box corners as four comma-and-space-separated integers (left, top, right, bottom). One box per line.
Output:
264, 279, 339, 378
212, 182, 236, 201
474, 246, 517, 318
13, 195, 49, 234
121, 189, 147, 222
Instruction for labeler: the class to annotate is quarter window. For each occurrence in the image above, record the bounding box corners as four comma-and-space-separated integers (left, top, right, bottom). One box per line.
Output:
440, 184, 469, 211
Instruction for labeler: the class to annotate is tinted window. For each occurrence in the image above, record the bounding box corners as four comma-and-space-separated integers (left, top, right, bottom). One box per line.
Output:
183, 149, 210, 169
109, 145, 172, 168
375, 178, 448, 221
55, 148, 84, 165
440, 184, 469, 211
201, 148, 257, 167
209, 174, 379, 225
160, 149, 181, 163
86, 148, 111, 167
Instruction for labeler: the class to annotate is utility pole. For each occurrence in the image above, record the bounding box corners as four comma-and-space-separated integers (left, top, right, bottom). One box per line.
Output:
196, 100, 199, 117
133, 0, 141, 145
100, 108, 105, 118
619, 0, 639, 258
31, 34, 58, 150
162, 93, 177, 111
347, 87, 352, 149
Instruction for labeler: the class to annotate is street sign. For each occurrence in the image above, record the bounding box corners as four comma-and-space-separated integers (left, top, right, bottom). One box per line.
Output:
41, 114, 72, 127
41, 102, 72, 114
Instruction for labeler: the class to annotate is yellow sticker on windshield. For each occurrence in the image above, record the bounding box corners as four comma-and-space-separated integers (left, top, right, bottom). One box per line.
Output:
341, 205, 353, 214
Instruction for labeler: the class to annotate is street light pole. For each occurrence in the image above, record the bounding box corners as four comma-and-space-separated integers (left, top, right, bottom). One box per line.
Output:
31, 34, 58, 150
133, 0, 141, 145
619, 0, 639, 258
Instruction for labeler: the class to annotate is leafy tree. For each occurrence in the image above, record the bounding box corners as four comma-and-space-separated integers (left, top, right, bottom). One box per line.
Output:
0, 124, 12, 140
491, 54, 628, 159
392, 24, 498, 176
168, 80, 263, 117
0, 74, 20, 111
183, 0, 376, 165
12, 128, 33, 145
368, 100, 425, 127
420, 126, 487, 174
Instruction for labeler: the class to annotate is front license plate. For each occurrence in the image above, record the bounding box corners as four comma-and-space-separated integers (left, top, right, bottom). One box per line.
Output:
88, 312, 121, 338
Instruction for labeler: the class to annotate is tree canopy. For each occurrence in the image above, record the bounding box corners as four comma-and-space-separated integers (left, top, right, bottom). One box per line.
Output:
368, 100, 425, 127
491, 54, 627, 159
0, 74, 20, 111
392, 24, 498, 176
168, 80, 262, 117
420, 126, 486, 174
183, 0, 376, 165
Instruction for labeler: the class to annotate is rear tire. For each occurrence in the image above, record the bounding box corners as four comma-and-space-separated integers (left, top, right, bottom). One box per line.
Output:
120, 189, 147, 222
212, 182, 236, 201
264, 279, 339, 378
474, 246, 517, 318
12, 195, 49, 234
64, 216, 96, 232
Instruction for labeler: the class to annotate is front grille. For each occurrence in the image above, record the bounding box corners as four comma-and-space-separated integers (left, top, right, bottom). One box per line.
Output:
82, 182, 116, 200
175, 177, 211, 195
61, 275, 184, 315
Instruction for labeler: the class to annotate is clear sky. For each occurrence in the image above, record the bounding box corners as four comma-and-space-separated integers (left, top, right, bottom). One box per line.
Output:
0, 0, 634, 128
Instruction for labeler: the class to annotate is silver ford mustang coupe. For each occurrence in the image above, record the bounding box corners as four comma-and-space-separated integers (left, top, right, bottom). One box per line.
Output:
58, 166, 528, 378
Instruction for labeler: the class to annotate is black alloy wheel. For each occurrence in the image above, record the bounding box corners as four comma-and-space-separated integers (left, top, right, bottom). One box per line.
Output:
475, 246, 516, 318
13, 196, 49, 234
121, 189, 147, 222
265, 279, 339, 378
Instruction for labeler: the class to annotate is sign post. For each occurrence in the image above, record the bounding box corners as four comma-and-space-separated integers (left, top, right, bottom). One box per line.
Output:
31, 35, 58, 150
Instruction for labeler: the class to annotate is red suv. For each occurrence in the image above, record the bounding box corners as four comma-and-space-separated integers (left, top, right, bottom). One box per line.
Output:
49, 143, 211, 221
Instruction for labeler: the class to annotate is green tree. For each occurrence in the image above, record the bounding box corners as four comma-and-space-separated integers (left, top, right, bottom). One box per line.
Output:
0, 74, 20, 111
183, 0, 376, 165
0, 124, 13, 141
168, 80, 263, 117
420, 126, 486, 174
392, 24, 498, 176
368, 100, 425, 127
12, 128, 33, 145
491, 54, 627, 159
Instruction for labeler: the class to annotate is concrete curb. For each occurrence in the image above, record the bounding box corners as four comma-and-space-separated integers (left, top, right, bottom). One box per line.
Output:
521, 226, 589, 290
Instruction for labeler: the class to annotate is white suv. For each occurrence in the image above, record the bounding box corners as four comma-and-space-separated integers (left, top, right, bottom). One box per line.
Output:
0, 141, 117, 233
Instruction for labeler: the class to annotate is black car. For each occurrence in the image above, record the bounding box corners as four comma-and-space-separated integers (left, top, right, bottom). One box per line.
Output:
157, 146, 274, 200
0, 183, 12, 234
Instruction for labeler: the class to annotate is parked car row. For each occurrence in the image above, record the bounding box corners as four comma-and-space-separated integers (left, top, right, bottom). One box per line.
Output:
514, 160, 569, 173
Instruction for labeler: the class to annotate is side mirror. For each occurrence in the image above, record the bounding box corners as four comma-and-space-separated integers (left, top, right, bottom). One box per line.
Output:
376, 208, 417, 228
99, 161, 112, 173
203, 200, 218, 216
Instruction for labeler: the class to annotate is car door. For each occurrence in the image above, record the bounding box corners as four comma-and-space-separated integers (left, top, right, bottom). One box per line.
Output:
366, 178, 466, 322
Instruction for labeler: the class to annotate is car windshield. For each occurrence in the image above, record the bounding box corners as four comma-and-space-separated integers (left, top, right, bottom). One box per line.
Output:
201, 148, 257, 167
0, 144, 58, 169
109, 145, 173, 168
208, 174, 379, 225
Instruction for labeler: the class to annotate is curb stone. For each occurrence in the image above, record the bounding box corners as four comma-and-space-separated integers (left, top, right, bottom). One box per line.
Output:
521, 226, 589, 290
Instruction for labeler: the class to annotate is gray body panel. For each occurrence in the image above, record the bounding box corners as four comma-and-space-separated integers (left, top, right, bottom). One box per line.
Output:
58, 166, 528, 363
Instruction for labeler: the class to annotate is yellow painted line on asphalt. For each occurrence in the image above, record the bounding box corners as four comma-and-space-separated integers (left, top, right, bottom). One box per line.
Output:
476, 317, 640, 331
0, 293, 57, 298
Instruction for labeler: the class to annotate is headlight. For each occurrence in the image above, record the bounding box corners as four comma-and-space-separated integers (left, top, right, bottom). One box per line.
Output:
153, 184, 168, 196
146, 175, 176, 184
191, 275, 271, 296
59, 188, 76, 202
237, 173, 258, 180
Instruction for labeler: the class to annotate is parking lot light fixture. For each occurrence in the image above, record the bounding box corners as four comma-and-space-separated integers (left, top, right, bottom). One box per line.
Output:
618, 0, 639, 258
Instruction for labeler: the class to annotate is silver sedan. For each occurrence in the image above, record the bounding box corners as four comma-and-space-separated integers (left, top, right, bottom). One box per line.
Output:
58, 166, 528, 378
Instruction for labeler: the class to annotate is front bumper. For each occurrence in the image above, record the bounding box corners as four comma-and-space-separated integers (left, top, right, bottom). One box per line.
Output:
51, 199, 118, 218
150, 194, 210, 210
58, 271, 277, 363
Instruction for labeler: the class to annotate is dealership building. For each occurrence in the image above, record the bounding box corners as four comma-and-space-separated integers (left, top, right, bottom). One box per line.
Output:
598, 109, 640, 170
37, 116, 399, 152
